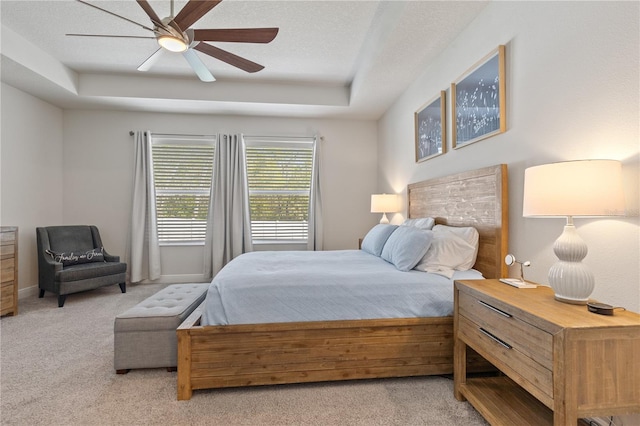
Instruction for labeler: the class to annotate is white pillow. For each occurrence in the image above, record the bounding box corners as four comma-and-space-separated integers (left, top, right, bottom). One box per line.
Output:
361, 224, 398, 257
414, 225, 479, 275
381, 226, 433, 272
401, 217, 435, 230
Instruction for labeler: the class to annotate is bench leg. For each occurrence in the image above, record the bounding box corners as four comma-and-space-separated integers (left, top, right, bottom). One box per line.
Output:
119, 282, 126, 293
58, 295, 66, 308
39, 289, 45, 298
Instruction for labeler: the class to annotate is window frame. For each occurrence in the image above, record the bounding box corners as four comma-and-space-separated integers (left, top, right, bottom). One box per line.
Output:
151, 134, 216, 246
243, 137, 316, 245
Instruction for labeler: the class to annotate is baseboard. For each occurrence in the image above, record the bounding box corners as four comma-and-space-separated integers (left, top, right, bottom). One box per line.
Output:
18, 274, 209, 300
18, 285, 40, 300
136, 274, 209, 285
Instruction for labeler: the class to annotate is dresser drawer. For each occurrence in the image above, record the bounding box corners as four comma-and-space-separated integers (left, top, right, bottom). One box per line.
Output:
1, 258, 15, 283
0, 244, 15, 259
0, 230, 16, 245
1, 281, 15, 312
1, 227, 18, 317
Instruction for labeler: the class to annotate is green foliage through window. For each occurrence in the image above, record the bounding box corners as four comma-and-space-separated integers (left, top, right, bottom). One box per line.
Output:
245, 144, 314, 242
152, 142, 215, 243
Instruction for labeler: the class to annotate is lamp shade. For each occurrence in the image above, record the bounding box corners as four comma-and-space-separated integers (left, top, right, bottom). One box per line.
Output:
523, 160, 625, 217
522, 159, 625, 305
371, 194, 399, 213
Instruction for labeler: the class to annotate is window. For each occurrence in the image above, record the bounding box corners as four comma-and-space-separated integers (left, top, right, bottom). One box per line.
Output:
151, 136, 215, 244
244, 139, 315, 243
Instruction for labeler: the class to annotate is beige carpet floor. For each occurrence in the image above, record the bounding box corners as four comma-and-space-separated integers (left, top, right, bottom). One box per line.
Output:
1, 282, 488, 425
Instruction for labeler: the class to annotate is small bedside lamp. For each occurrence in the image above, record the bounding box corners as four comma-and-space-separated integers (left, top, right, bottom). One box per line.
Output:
523, 160, 625, 304
371, 194, 399, 224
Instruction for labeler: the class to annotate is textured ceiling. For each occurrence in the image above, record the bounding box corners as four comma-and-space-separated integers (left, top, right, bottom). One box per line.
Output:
1, 0, 489, 119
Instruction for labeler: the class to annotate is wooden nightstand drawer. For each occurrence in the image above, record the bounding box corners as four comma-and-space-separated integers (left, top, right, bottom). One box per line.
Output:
457, 314, 553, 404
458, 291, 553, 369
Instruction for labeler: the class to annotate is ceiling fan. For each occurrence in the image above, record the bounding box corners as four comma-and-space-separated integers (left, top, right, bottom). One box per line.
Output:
67, 0, 279, 82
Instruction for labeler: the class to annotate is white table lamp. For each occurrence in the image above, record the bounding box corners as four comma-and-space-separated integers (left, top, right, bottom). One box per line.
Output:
371, 194, 399, 224
523, 160, 625, 304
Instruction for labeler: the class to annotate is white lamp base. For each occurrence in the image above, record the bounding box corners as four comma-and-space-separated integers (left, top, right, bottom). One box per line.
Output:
379, 213, 390, 224
548, 218, 594, 305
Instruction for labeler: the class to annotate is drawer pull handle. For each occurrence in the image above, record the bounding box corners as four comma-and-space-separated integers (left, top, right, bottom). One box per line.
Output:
479, 327, 512, 350
478, 300, 512, 318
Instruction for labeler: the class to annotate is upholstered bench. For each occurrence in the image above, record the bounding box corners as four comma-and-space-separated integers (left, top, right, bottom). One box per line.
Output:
114, 283, 209, 374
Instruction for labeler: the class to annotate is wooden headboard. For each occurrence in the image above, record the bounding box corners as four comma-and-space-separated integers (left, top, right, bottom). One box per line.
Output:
407, 164, 508, 279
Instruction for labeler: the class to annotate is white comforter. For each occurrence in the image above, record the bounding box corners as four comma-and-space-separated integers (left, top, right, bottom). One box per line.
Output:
201, 250, 482, 326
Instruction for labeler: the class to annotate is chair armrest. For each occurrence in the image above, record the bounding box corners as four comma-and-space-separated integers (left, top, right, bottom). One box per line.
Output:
103, 249, 120, 263
41, 256, 64, 273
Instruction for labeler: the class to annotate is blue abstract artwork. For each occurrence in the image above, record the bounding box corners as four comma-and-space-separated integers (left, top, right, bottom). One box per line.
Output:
415, 91, 445, 162
453, 46, 505, 147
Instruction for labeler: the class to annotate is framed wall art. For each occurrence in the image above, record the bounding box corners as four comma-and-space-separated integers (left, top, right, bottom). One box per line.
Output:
414, 90, 446, 162
452, 45, 506, 148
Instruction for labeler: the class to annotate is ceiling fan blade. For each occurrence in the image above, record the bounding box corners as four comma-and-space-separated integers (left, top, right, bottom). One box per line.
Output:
182, 49, 216, 82
194, 43, 264, 73
193, 28, 279, 43
172, 0, 222, 31
137, 48, 165, 72
66, 34, 155, 40
74, 0, 154, 32
136, 0, 164, 29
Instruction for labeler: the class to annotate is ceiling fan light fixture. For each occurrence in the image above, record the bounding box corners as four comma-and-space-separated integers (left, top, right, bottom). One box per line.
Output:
158, 35, 187, 52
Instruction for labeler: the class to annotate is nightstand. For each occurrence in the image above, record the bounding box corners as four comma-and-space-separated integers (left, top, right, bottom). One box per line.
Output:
454, 279, 640, 426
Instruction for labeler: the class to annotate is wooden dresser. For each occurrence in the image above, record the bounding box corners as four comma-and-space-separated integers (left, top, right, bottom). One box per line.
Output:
1, 226, 18, 316
454, 279, 640, 426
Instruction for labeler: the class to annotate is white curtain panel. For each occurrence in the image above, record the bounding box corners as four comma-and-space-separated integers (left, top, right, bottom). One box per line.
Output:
307, 137, 324, 251
204, 134, 253, 279
126, 131, 161, 283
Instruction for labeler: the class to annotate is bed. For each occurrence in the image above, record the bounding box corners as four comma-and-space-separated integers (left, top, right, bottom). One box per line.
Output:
177, 164, 508, 400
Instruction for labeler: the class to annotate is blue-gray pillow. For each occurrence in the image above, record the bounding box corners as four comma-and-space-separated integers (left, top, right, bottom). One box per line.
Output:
381, 226, 433, 271
361, 224, 399, 257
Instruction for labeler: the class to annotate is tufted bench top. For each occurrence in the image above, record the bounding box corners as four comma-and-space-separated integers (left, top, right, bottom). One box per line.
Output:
115, 283, 209, 332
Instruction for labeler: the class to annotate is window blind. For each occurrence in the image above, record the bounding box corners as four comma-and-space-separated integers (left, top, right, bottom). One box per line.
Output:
152, 140, 215, 243
245, 142, 314, 242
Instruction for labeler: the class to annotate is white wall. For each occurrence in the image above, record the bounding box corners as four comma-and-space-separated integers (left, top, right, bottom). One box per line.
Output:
61, 110, 378, 283
0, 83, 64, 292
2, 102, 378, 290
378, 2, 640, 311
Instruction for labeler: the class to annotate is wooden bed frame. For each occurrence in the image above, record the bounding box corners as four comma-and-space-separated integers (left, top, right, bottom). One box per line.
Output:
177, 164, 508, 400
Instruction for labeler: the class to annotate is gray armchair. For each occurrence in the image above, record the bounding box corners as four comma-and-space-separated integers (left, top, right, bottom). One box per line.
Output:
37, 225, 127, 307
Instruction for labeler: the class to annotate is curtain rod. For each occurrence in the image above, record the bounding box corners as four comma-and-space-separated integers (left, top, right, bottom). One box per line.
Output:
129, 132, 323, 141
243, 135, 323, 141
129, 131, 216, 138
